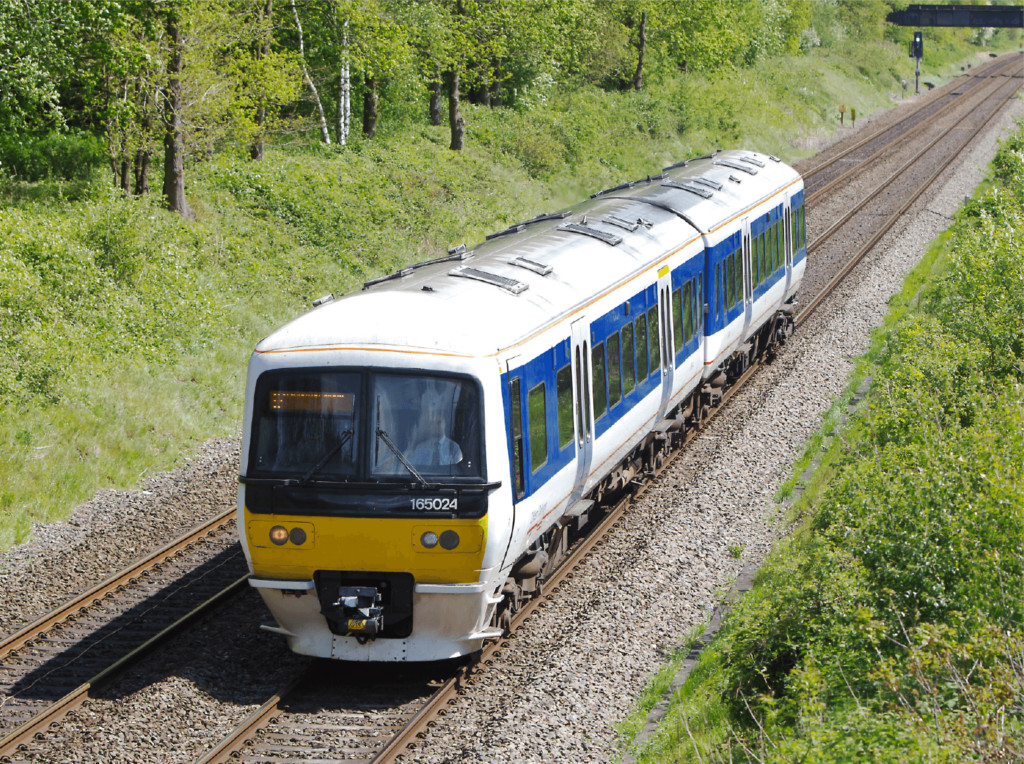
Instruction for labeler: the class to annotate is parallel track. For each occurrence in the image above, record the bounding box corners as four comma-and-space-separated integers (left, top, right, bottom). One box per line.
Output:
1, 52, 1019, 764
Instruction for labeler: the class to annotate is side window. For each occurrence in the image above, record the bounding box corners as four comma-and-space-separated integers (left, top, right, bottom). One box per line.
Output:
528, 382, 547, 473
777, 221, 784, 268
715, 262, 722, 319
683, 280, 693, 344
753, 233, 761, 286
725, 256, 734, 310
735, 247, 744, 304
622, 321, 635, 395
635, 314, 649, 381
672, 288, 684, 353
760, 230, 767, 281
556, 364, 573, 450
510, 377, 524, 499
607, 332, 622, 407
592, 342, 607, 418
648, 306, 660, 372
697, 274, 703, 336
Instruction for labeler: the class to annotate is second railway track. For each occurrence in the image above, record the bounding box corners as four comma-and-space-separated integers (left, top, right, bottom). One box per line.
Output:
0, 52, 1020, 764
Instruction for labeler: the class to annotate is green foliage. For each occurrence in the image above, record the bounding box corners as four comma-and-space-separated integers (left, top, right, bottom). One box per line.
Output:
632, 123, 1024, 762
0, 131, 106, 181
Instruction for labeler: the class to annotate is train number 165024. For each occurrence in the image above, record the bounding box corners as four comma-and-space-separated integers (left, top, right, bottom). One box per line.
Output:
409, 497, 459, 512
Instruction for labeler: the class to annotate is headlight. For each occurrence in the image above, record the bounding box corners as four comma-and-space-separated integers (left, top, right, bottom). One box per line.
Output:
421, 531, 439, 548
269, 525, 288, 545
440, 530, 460, 550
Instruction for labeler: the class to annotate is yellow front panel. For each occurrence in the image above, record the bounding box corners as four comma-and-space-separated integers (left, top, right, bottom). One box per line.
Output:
245, 509, 487, 584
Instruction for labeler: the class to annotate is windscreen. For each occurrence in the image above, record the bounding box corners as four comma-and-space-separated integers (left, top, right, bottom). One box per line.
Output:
249, 369, 482, 482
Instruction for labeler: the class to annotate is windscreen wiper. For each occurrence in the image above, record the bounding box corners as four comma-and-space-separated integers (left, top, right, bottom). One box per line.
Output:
299, 430, 353, 484
375, 428, 429, 487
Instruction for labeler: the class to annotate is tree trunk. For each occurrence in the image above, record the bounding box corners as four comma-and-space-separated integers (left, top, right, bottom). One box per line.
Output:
291, 0, 331, 144
134, 149, 150, 195
445, 69, 464, 151
362, 74, 378, 138
162, 8, 194, 220
119, 158, 131, 193
633, 10, 647, 91
250, 0, 273, 160
337, 17, 350, 145
429, 81, 442, 126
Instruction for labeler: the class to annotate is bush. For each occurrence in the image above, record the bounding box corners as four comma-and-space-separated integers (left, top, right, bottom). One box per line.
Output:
0, 131, 106, 181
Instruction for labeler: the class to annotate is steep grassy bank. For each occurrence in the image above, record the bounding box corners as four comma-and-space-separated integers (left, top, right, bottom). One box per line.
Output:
0, 33, 1017, 550
624, 123, 1024, 762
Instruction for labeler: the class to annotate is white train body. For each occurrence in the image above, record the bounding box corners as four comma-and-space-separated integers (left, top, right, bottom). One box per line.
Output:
238, 150, 806, 661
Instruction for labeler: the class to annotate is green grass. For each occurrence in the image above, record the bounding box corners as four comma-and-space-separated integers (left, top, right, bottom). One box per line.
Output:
0, 31, 1018, 551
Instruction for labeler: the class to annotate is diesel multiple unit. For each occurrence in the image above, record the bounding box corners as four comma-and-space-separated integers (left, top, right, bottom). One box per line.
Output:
239, 149, 806, 661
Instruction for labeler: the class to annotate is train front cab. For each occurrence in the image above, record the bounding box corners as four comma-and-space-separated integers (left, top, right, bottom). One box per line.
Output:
239, 351, 513, 662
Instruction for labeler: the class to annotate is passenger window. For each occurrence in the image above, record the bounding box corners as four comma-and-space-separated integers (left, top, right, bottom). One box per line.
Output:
635, 314, 649, 380
672, 288, 684, 353
607, 332, 622, 407
510, 378, 524, 499
556, 364, 573, 450
622, 322, 635, 395
697, 274, 703, 335
777, 222, 784, 268
528, 382, 547, 472
683, 281, 693, 344
725, 255, 734, 310
753, 234, 761, 286
733, 249, 743, 306
648, 306, 660, 373
715, 262, 721, 319
592, 342, 607, 418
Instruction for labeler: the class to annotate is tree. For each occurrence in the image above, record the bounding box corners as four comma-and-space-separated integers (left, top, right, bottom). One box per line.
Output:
162, 4, 194, 219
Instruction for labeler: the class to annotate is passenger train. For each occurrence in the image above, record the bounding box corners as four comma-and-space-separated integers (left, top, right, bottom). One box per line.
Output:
239, 149, 806, 661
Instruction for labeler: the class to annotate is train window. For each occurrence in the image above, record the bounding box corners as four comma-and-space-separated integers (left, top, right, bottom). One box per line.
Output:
760, 232, 767, 283
775, 222, 782, 271
753, 234, 761, 286
622, 322, 635, 395
672, 288, 684, 352
592, 342, 607, 418
635, 314, 649, 380
715, 263, 721, 319
607, 332, 622, 407
758, 231, 766, 280
556, 364, 574, 450
528, 382, 547, 472
683, 281, 693, 344
648, 306, 660, 373
510, 378, 524, 499
725, 256, 734, 310
733, 249, 741, 307
697, 274, 703, 335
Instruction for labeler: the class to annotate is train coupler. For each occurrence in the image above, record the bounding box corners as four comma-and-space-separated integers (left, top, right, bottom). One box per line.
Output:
323, 585, 384, 638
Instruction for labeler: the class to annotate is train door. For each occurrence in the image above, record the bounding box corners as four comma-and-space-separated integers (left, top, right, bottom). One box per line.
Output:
742, 219, 753, 321
784, 202, 794, 286
568, 319, 593, 507
657, 266, 675, 416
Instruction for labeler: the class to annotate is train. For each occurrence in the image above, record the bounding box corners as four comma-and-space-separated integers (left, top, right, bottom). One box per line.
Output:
238, 149, 806, 662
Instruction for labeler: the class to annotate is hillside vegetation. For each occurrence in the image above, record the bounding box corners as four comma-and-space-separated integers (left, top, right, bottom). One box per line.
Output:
0, 1, 1019, 551
626, 124, 1024, 762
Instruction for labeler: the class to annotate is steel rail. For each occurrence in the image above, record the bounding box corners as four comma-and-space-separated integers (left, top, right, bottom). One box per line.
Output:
800, 54, 1017, 190
0, 575, 248, 758
797, 71, 1022, 326
805, 55, 1023, 207
0, 506, 236, 660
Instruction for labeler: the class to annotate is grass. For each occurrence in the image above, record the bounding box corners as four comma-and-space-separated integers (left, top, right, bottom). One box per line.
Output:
0, 31, 1018, 551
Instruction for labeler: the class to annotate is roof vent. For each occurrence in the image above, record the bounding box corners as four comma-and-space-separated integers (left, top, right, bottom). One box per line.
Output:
714, 159, 758, 175
312, 294, 335, 307
557, 222, 623, 246
662, 179, 714, 199
739, 155, 765, 168
510, 256, 553, 276
449, 266, 529, 295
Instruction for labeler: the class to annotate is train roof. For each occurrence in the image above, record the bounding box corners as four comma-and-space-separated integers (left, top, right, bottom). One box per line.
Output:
255, 150, 801, 359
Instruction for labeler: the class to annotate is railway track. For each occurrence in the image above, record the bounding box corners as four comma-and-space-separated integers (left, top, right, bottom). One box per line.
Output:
1, 52, 1019, 764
